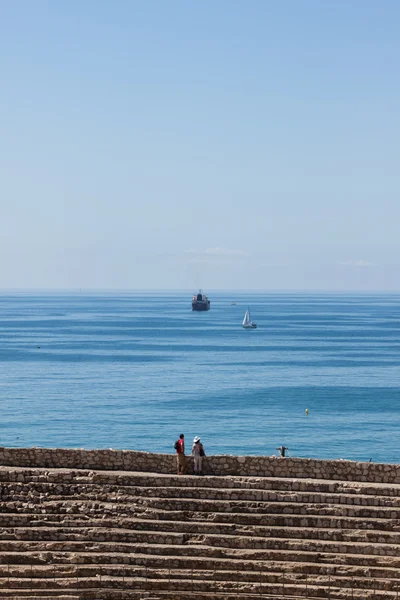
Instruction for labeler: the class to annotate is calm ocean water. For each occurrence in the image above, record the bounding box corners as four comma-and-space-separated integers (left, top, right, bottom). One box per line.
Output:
0, 292, 399, 464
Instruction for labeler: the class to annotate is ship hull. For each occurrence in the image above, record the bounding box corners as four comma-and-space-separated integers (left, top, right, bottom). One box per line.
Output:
192, 301, 210, 311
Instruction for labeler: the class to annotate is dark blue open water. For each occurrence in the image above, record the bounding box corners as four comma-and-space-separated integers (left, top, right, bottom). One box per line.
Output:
0, 292, 399, 463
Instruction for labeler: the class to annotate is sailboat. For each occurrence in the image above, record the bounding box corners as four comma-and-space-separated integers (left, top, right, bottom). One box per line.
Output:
242, 308, 257, 329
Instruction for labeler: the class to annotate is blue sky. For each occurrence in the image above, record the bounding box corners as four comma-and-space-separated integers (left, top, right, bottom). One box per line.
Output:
1, 0, 399, 290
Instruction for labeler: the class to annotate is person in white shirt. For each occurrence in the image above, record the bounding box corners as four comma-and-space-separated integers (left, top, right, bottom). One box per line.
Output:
192, 436, 205, 475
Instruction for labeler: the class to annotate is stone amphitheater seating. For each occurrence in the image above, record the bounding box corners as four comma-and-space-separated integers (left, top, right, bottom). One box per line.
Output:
0, 459, 399, 600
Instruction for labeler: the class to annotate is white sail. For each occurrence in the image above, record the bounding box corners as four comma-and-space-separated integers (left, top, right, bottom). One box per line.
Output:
242, 309, 251, 327
242, 307, 257, 328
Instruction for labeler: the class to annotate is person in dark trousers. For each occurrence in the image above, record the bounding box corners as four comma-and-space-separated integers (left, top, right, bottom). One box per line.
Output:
276, 446, 288, 457
176, 433, 185, 474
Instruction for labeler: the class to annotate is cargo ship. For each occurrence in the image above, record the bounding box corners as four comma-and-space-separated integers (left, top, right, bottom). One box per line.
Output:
192, 290, 210, 311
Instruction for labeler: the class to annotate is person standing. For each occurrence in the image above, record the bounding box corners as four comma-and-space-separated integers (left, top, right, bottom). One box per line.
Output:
192, 436, 205, 475
175, 433, 185, 475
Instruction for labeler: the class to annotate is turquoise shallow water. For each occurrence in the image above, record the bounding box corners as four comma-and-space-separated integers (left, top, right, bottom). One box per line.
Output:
0, 291, 399, 463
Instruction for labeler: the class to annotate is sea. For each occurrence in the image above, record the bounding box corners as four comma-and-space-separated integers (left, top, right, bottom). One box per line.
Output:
0, 292, 399, 464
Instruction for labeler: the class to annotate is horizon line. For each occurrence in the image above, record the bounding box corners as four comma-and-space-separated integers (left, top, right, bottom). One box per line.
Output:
1, 288, 400, 294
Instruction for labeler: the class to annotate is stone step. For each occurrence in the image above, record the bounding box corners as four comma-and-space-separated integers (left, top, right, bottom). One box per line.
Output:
3, 480, 400, 507
2, 467, 400, 498
135, 507, 400, 531
0, 549, 390, 571
0, 592, 353, 600
2, 518, 400, 545
0, 564, 399, 590
1, 541, 400, 568
0, 591, 320, 600
0, 595, 79, 600
121, 495, 400, 520
2, 552, 399, 583
112, 518, 400, 544
1, 510, 397, 533
2, 530, 400, 556
1, 526, 400, 554
0, 515, 102, 528
0, 575, 397, 599
2, 495, 399, 522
